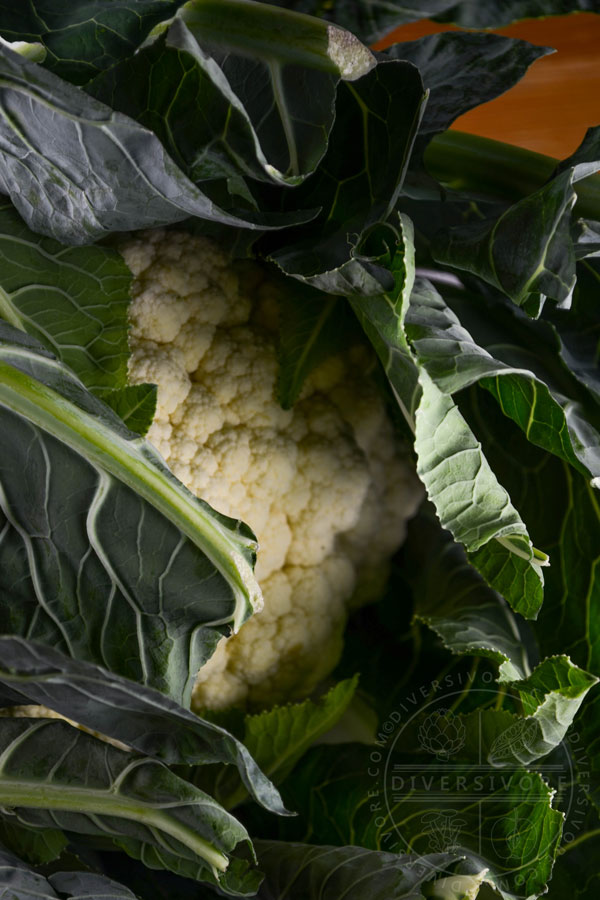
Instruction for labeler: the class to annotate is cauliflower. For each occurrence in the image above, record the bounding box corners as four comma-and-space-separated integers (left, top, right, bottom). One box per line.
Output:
122, 229, 422, 709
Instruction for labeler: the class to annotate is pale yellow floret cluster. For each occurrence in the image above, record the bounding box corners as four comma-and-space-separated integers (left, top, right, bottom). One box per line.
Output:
122, 229, 423, 709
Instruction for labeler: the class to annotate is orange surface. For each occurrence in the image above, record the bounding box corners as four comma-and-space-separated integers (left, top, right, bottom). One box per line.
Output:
374, 13, 600, 158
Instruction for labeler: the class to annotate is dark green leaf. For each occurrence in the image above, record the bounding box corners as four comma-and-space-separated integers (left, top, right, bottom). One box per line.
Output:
0, 323, 262, 705
276, 282, 361, 408
0, 44, 312, 245
265, 0, 456, 41
0, 719, 257, 893
554, 125, 600, 184
0, 636, 286, 815
547, 804, 600, 898
350, 222, 543, 615
414, 365, 533, 553
253, 841, 463, 900
268, 60, 427, 288
459, 387, 600, 808
49, 871, 140, 899
403, 274, 600, 488
549, 259, 600, 407
87, 2, 374, 188
103, 384, 158, 435
461, 387, 600, 679
0, 819, 67, 865
265, 0, 598, 42
407, 508, 530, 682
211, 678, 358, 809
0, 0, 182, 85
385, 33, 551, 140
349, 217, 421, 427
432, 170, 578, 310
253, 740, 562, 899
436, 1, 600, 30
0, 843, 140, 899
0, 201, 132, 394
77, 854, 221, 900
574, 218, 600, 259
467, 540, 545, 621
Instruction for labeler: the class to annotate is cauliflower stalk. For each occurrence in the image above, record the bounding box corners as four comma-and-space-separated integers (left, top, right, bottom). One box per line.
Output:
122, 229, 422, 710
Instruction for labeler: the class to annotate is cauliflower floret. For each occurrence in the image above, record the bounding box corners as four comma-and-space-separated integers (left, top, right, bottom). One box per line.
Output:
122, 229, 423, 709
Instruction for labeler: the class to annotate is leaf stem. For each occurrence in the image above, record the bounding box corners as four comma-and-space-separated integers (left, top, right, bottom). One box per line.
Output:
0, 355, 261, 631
0, 779, 229, 873
557, 826, 600, 856
425, 131, 600, 219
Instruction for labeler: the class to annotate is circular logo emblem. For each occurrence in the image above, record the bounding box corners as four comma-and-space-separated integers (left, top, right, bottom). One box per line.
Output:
364, 675, 589, 898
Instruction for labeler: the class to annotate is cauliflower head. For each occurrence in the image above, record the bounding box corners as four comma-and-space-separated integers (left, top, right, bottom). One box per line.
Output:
122, 229, 422, 709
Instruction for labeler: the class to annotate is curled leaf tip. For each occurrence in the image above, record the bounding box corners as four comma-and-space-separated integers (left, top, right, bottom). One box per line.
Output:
0, 35, 46, 63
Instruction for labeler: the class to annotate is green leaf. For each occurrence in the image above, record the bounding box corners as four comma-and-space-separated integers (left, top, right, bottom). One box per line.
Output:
404, 276, 600, 483
48, 871, 141, 899
254, 741, 563, 899
415, 379, 544, 621
0, 719, 258, 893
103, 384, 158, 435
0, 201, 132, 394
459, 386, 600, 804
463, 659, 598, 768
253, 841, 463, 900
514, 656, 598, 742
243, 678, 359, 781
0, 819, 67, 865
467, 539, 545, 621
265, 0, 458, 41
212, 678, 358, 809
0, 636, 287, 816
574, 219, 600, 259
268, 60, 427, 289
0, 844, 140, 899
414, 345, 543, 618
349, 217, 421, 429
550, 259, 600, 406
461, 387, 600, 679
0, 323, 262, 705
400, 274, 600, 614
350, 224, 543, 615
554, 125, 600, 184
176, 0, 373, 182
0, 201, 159, 431
276, 282, 361, 408
0, 1, 183, 85
88, 1, 374, 189
435, 1, 600, 29
546, 802, 600, 898
0, 43, 313, 245
265, 0, 597, 42
414, 366, 531, 552
407, 507, 530, 682
432, 170, 578, 310
385, 33, 551, 141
